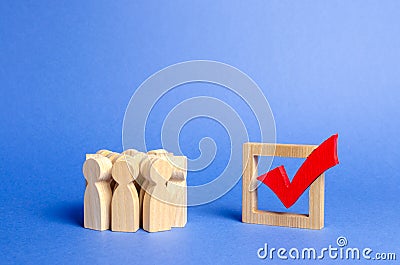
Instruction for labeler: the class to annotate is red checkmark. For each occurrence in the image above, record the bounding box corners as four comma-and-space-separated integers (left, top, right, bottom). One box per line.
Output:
257, 134, 339, 208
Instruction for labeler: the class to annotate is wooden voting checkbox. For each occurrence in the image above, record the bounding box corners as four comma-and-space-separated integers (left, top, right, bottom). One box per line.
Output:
242, 142, 324, 230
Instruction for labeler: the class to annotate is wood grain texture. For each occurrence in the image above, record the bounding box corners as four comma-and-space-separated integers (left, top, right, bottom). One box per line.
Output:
83, 156, 113, 231
242, 142, 324, 230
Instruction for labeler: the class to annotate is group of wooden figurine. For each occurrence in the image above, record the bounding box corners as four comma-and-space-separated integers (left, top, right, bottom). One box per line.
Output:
83, 148, 187, 233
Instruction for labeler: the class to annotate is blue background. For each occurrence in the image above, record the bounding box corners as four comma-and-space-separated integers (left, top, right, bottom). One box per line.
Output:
1, 1, 399, 264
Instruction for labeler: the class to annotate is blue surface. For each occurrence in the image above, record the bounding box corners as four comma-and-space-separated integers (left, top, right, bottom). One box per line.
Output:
1, 1, 399, 264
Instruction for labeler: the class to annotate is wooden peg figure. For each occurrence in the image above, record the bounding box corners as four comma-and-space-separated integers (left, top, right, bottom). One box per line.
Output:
111, 156, 140, 232
122, 149, 146, 192
96, 149, 121, 163
147, 149, 172, 156
167, 156, 187, 228
122, 151, 148, 227
122, 149, 140, 157
83, 156, 113, 231
86, 153, 103, 160
96, 149, 121, 191
141, 156, 173, 232
147, 149, 188, 228
84, 154, 103, 186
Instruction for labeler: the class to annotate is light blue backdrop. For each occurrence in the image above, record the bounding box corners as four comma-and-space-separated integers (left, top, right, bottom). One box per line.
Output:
0, 1, 399, 264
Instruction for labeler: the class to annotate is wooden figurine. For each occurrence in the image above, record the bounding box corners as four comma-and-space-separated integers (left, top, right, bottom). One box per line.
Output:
122, 149, 146, 192
167, 155, 187, 228
96, 149, 121, 191
121, 149, 148, 227
147, 149, 188, 228
84, 154, 106, 186
83, 156, 113, 231
85, 153, 103, 160
122, 149, 140, 157
111, 156, 140, 232
97, 149, 121, 163
141, 155, 173, 232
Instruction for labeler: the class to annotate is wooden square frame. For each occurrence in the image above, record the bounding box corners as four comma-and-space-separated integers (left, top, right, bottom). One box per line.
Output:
242, 142, 324, 229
